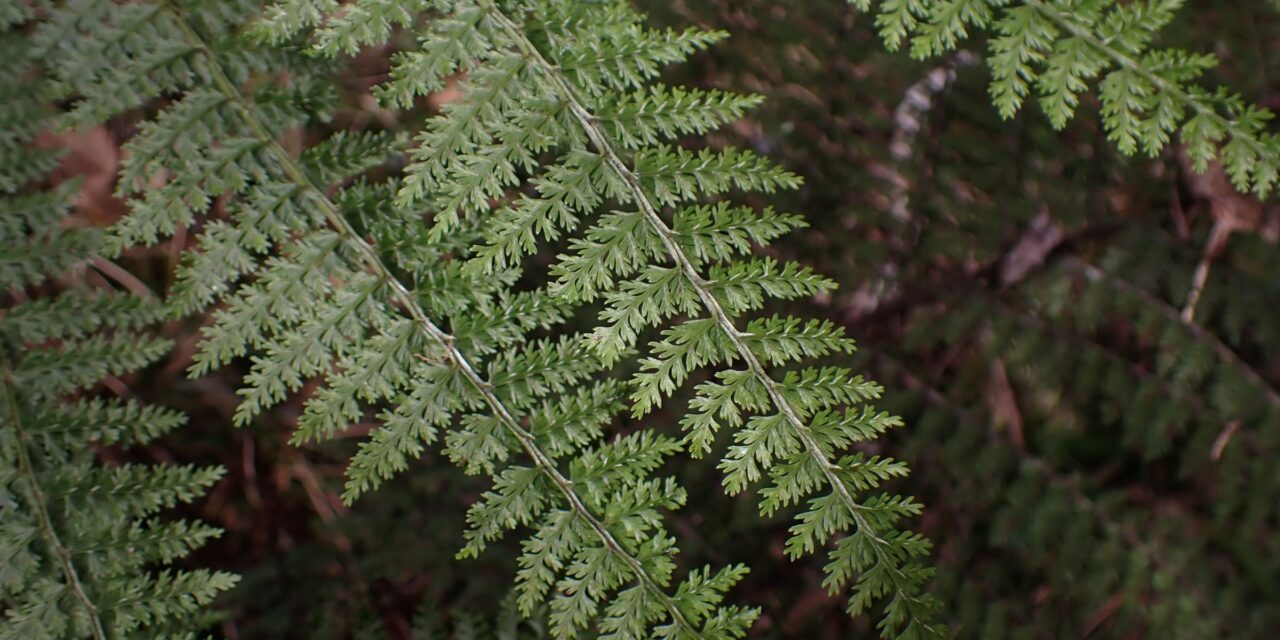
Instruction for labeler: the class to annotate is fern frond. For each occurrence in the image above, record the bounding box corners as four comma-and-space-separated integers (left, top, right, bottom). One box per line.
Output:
44, 0, 759, 635
330, 1, 941, 636
856, 0, 1280, 198
1, 17, 234, 637
487, 6, 938, 637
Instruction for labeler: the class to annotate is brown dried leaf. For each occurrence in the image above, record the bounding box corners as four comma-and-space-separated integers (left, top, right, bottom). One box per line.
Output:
985, 357, 1025, 452
1179, 151, 1277, 252
37, 125, 125, 225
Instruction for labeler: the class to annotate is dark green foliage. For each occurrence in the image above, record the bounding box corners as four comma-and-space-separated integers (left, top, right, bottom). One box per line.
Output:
0, 17, 234, 639
649, 0, 1280, 636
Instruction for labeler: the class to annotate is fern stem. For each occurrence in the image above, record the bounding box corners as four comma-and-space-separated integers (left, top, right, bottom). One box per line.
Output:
482, 1, 933, 610
164, 4, 705, 634
1, 365, 109, 640
1026, 0, 1273, 161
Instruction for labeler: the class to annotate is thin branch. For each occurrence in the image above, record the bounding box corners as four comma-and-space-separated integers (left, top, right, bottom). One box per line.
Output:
1180, 219, 1231, 323
90, 256, 159, 301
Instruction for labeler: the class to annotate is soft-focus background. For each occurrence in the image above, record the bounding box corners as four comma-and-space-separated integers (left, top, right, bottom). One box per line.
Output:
57, 2, 1280, 637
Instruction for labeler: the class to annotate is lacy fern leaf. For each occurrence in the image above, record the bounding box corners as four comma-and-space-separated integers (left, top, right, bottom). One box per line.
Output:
20, 0, 944, 636
263, 0, 942, 636
42, 0, 762, 636
854, 0, 1280, 198
1, 18, 234, 638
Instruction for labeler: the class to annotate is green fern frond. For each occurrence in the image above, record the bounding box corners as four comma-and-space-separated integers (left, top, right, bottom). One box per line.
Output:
1, 17, 234, 638
856, 0, 1280, 198
41, 0, 762, 636
286, 0, 940, 636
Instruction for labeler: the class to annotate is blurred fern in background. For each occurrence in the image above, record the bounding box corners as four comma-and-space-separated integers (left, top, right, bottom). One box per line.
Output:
0, 10, 235, 638
650, 1, 1280, 636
